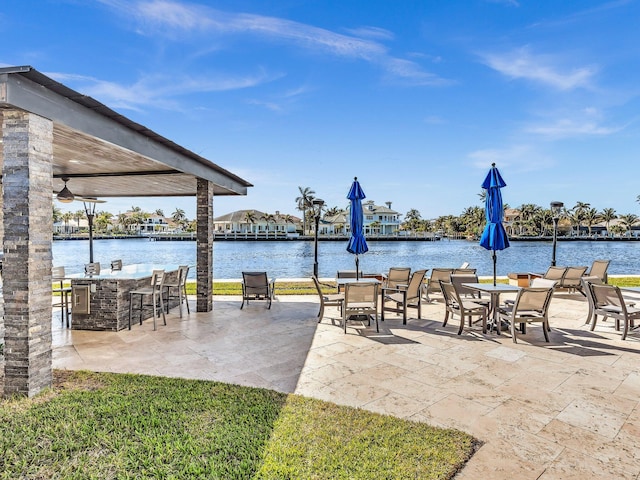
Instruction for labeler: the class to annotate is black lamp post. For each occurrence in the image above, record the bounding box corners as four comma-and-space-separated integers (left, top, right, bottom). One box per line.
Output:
312, 198, 325, 278
550, 201, 563, 267
82, 197, 106, 264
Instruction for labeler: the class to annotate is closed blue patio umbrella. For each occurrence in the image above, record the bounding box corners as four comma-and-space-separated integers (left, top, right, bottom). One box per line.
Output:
347, 177, 368, 279
479, 163, 510, 286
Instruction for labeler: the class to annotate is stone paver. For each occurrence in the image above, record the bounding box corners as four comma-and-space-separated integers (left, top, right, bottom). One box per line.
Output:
52, 291, 640, 479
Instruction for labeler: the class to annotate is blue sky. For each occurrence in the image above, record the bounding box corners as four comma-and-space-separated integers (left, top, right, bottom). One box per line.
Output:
2, 0, 640, 220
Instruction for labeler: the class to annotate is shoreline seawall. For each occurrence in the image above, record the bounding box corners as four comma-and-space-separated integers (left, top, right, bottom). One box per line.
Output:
53, 234, 640, 242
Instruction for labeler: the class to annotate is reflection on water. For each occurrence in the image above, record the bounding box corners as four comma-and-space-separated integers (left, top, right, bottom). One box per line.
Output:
52, 238, 640, 279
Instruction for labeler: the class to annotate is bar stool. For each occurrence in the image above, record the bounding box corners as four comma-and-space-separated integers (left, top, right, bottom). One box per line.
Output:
163, 265, 190, 318
129, 269, 166, 330
52, 266, 71, 327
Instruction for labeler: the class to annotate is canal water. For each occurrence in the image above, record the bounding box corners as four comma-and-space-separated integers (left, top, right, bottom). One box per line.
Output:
52, 238, 640, 279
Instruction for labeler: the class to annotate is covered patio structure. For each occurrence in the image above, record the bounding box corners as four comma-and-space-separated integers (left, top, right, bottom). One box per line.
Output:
0, 65, 252, 397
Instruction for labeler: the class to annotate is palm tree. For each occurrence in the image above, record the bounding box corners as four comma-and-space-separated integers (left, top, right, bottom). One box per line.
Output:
403, 209, 421, 233
516, 204, 541, 235
95, 211, 113, 233
263, 213, 275, 232
282, 214, 295, 233
324, 206, 341, 217
244, 210, 257, 233
74, 210, 86, 232
600, 208, 617, 236
116, 213, 128, 234
570, 201, 590, 235
155, 209, 164, 216
460, 206, 485, 236
53, 206, 62, 225
130, 210, 148, 234
61, 212, 74, 234
295, 186, 315, 235
568, 209, 584, 236
619, 213, 639, 236
172, 208, 187, 230
531, 209, 553, 236
582, 208, 601, 236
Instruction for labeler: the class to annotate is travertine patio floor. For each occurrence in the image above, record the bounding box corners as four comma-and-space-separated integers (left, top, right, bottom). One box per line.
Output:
52, 291, 640, 479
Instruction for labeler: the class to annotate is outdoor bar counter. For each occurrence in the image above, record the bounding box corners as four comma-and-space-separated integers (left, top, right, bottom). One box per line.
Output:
67, 264, 182, 331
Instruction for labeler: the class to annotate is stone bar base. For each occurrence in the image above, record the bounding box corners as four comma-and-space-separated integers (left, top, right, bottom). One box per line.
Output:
71, 270, 181, 331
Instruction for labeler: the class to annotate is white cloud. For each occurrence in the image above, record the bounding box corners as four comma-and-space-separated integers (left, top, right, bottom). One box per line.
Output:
48, 70, 277, 111
468, 144, 550, 171
481, 46, 597, 90
526, 119, 619, 138
100, 0, 444, 85
344, 26, 395, 41
525, 107, 623, 138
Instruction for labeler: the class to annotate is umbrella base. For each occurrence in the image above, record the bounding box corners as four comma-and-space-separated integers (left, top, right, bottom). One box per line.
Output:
488, 320, 510, 332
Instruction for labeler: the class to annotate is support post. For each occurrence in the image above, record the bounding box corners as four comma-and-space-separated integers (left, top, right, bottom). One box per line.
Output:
196, 178, 213, 312
2, 110, 53, 397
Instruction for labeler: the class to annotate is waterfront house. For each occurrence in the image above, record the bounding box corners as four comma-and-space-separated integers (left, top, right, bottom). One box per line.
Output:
54, 217, 89, 235
213, 210, 301, 235
128, 212, 174, 234
321, 200, 401, 236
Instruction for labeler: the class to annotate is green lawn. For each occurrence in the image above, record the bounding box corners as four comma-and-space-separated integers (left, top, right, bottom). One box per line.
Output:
0, 371, 478, 479
54, 277, 640, 297
206, 276, 640, 295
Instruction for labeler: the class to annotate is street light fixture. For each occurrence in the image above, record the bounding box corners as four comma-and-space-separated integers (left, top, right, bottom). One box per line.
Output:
312, 198, 325, 278
82, 197, 106, 264
550, 201, 564, 267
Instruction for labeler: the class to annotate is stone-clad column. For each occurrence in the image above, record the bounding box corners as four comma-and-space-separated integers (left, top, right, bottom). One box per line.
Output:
196, 178, 213, 312
2, 110, 53, 397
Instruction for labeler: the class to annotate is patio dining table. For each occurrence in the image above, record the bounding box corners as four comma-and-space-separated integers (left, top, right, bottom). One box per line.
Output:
335, 276, 382, 293
462, 283, 521, 334
65, 263, 184, 331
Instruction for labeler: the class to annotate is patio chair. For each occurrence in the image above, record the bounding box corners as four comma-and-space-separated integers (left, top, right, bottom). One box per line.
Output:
581, 276, 603, 325
504, 278, 557, 317
163, 265, 190, 318
336, 270, 359, 292
129, 269, 166, 330
381, 269, 427, 324
530, 278, 558, 289
383, 267, 411, 290
52, 266, 71, 328
453, 268, 477, 275
424, 268, 454, 302
586, 260, 610, 283
440, 281, 488, 335
589, 284, 640, 340
559, 266, 588, 294
84, 262, 101, 275
450, 273, 491, 309
529, 266, 566, 285
110, 259, 123, 271
497, 286, 555, 343
312, 275, 344, 322
240, 271, 275, 309
342, 282, 379, 333
336, 270, 359, 279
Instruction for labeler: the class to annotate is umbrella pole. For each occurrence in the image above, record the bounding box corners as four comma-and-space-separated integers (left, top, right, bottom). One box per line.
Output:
355, 255, 359, 281
492, 251, 497, 286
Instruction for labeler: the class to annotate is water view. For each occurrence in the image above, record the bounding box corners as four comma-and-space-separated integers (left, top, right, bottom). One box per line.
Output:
53, 238, 640, 279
